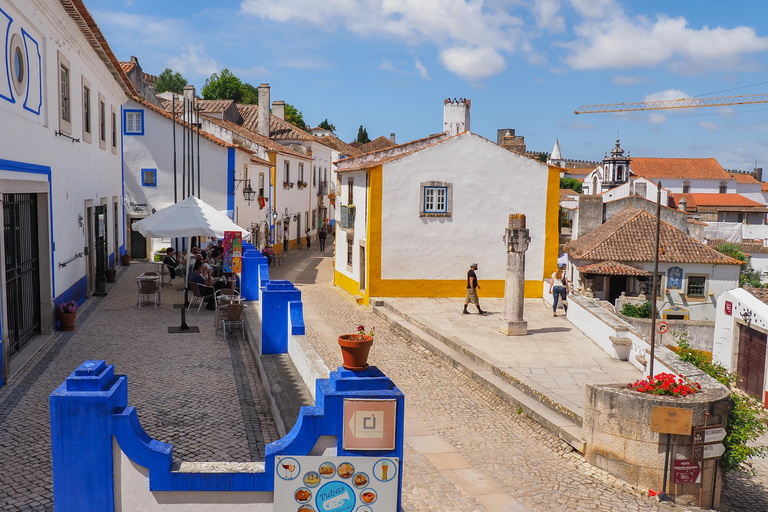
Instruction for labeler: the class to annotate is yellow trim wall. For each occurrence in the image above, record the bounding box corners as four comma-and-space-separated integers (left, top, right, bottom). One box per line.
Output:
543, 165, 561, 280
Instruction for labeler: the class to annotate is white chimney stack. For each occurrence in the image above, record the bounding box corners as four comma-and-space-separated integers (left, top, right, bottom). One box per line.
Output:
258, 83, 270, 137
272, 100, 285, 120
443, 97, 471, 135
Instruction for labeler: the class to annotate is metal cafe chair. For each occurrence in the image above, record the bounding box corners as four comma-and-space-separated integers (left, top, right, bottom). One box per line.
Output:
136, 277, 159, 309
214, 288, 241, 327
187, 282, 213, 313
217, 303, 245, 340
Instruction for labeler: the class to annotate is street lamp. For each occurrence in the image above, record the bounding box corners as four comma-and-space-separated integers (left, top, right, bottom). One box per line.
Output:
233, 176, 256, 204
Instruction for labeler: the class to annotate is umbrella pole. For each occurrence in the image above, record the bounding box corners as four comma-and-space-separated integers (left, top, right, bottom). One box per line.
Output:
180, 289, 189, 330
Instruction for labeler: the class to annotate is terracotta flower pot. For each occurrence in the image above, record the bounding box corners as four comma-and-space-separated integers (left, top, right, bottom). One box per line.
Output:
58, 312, 76, 331
106, 269, 117, 283
121, 254, 131, 266
338, 334, 373, 371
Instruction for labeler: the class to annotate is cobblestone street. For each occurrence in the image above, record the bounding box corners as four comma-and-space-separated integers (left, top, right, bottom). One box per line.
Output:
0, 244, 766, 510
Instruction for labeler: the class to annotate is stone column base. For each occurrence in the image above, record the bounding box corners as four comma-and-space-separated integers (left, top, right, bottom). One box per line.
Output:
499, 319, 527, 336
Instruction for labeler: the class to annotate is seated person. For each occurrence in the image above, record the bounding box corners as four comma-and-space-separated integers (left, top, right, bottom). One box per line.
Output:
189, 261, 231, 309
162, 248, 185, 280
195, 254, 213, 281
262, 244, 274, 265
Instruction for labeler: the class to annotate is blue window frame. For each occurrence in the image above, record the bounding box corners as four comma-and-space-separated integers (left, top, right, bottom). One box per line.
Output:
124, 109, 144, 135
423, 186, 447, 213
141, 168, 156, 187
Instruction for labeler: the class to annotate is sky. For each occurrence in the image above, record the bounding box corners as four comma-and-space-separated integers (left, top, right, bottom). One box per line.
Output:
84, 0, 768, 172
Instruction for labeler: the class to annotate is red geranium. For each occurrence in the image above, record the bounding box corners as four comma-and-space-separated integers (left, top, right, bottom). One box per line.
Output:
628, 372, 700, 396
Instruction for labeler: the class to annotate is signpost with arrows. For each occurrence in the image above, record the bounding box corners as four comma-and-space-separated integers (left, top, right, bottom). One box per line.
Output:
692, 424, 726, 508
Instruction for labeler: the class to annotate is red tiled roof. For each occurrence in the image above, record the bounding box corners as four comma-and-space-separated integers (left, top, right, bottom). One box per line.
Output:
762, 183, 768, 193
576, 261, 651, 277
729, 173, 760, 184
630, 158, 731, 180
746, 287, 768, 304
200, 115, 309, 159
163, 99, 236, 114
335, 133, 451, 172
313, 135, 362, 157
671, 193, 767, 211
707, 239, 768, 254
237, 105, 314, 141
564, 208, 740, 265
120, 62, 134, 73
132, 97, 232, 148
359, 136, 396, 153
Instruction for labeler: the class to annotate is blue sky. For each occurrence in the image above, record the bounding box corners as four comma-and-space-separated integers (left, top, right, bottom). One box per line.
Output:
86, 0, 768, 172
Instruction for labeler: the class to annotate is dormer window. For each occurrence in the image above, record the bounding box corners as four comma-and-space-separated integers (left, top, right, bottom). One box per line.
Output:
719, 181, 727, 194
683, 181, 690, 193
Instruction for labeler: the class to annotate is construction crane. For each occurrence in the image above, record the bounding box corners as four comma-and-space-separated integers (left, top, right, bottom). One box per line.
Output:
574, 93, 768, 114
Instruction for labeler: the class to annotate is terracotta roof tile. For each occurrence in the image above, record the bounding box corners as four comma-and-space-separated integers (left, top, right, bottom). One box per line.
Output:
200, 115, 308, 159
576, 261, 651, 277
132, 96, 232, 148
671, 193, 767, 211
336, 133, 450, 172
237, 105, 314, 141
163, 99, 236, 114
564, 208, 740, 265
120, 62, 134, 73
746, 287, 768, 304
313, 135, 362, 157
630, 157, 731, 180
359, 136, 396, 153
729, 173, 760, 184
707, 239, 768, 254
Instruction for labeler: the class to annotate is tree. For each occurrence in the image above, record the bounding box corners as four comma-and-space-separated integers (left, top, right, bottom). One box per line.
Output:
560, 178, 582, 194
716, 243, 763, 288
202, 69, 244, 102
155, 68, 187, 94
240, 83, 259, 105
318, 119, 336, 132
356, 125, 370, 144
285, 103, 307, 131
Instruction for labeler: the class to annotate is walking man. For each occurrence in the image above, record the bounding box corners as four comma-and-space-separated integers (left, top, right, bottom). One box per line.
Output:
463, 262, 486, 315
318, 227, 327, 252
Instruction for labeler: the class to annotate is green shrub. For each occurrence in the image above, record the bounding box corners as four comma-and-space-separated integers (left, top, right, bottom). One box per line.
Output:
674, 332, 768, 474
620, 301, 653, 318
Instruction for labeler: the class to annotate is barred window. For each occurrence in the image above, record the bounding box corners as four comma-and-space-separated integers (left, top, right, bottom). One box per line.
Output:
687, 276, 706, 297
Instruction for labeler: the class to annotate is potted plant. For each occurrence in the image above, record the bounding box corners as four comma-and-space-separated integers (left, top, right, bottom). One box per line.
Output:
57, 300, 78, 331
338, 325, 375, 371
106, 266, 117, 283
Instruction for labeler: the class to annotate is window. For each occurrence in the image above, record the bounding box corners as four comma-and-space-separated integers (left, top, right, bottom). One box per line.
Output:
305, 211, 309, 229
299, 163, 304, 186
141, 168, 157, 186
738, 213, 744, 223
111, 107, 117, 152
312, 210, 316, 229
348, 178, 354, 204
719, 182, 727, 194
258, 173, 265, 196
313, 166, 317, 187
682, 181, 690, 193
57, 52, 72, 134
98, 94, 106, 149
686, 276, 706, 297
347, 234, 354, 269
643, 274, 663, 296
10, 34, 27, 97
124, 110, 144, 135
419, 181, 453, 217
283, 161, 290, 186
82, 78, 91, 143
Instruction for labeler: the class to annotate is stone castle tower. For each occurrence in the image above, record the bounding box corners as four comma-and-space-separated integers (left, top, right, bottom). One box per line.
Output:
443, 98, 471, 135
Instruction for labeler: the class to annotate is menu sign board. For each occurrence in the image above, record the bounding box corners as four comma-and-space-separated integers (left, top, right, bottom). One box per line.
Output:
223, 231, 242, 273
274, 455, 399, 512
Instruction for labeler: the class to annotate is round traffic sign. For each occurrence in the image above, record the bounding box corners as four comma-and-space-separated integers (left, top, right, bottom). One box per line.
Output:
656, 321, 669, 334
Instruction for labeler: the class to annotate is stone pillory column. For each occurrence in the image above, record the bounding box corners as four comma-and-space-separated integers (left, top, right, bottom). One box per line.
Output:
50, 360, 128, 512
499, 214, 530, 336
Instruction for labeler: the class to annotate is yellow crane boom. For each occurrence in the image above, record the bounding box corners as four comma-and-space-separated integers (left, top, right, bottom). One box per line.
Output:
574, 93, 768, 114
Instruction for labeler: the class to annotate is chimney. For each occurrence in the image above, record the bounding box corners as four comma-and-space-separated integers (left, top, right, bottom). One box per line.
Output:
755, 167, 763, 182
497, 128, 514, 145
678, 198, 687, 212
443, 97, 471, 135
576, 194, 604, 238
258, 83, 270, 137
634, 181, 647, 198
390, 133, 396, 144
272, 100, 285, 120
183, 85, 195, 103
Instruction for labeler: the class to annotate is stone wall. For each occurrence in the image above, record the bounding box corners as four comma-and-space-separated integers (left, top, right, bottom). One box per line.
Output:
584, 373, 731, 507
619, 315, 715, 352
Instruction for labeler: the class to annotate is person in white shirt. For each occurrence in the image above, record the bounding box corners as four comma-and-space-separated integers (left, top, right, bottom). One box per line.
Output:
549, 264, 568, 317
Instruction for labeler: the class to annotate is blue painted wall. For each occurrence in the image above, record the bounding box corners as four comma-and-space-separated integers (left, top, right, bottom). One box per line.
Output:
260, 280, 302, 354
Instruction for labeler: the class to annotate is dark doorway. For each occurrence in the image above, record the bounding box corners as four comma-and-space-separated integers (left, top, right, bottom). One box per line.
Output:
608, 276, 626, 305
737, 325, 767, 401
130, 218, 147, 259
4, 193, 41, 358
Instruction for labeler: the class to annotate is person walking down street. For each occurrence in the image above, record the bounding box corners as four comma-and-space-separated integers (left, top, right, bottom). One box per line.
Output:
283, 225, 289, 252
463, 263, 486, 315
550, 264, 568, 317
318, 228, 327, 252
305, 228, 311, 250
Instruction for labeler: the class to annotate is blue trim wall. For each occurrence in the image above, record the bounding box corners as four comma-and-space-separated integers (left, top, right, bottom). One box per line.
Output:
120, 106, 126, 255
0, 7, 14, 104
227, 147, 235, 214
123, 108, 144, 135
21, 28, 41, 115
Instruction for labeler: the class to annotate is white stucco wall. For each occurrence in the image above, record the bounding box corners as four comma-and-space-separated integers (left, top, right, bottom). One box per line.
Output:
712, 288, 768, 379
0, 0, 127, 301
334, 170, 368, 285
378, 133, 551, 282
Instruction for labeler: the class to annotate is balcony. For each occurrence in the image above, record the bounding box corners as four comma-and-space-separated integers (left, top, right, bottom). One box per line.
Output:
340, 204, 356, 230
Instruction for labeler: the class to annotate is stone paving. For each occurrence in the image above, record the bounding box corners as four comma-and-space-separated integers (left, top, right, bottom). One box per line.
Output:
0, 262, 279, 512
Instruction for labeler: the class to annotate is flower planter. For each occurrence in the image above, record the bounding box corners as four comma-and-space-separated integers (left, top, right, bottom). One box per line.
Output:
106, 269, 117, 283
58, 312, 76, 331
338, 334, 373, 371
121, 254, 131, 266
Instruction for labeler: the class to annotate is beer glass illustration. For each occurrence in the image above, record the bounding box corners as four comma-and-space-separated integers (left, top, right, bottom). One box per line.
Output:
381, 462, 389, 480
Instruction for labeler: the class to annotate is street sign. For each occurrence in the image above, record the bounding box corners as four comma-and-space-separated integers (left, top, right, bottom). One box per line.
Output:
650, 406, 693, 435
692, 425, 726, 446
693, 443, 726, 461
656, 321, 669, 334
673, 460, 701, 484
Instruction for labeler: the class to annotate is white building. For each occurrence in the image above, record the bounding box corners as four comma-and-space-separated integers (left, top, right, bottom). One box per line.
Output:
713, 287, 768, 408
332, 103, 561, 304
0, 0, 134, 383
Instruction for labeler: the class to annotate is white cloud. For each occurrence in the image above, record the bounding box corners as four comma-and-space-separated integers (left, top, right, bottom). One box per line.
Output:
240, 0, 525, 80
647, 113, 667, 125
698, 121, 720, 132
91, 10, 184, 48
439, 46, 506, 81
612, 74, 650, 86
414, 58, 430, 79
643, 89, 688, 102
563, 10, 768, 73
568, 0, 621, 19
168, 47, 218, 78
532, 0, 565, 33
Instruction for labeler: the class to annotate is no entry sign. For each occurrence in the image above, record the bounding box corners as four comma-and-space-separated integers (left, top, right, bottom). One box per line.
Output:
656, 321, 669, 334
673, 460, 701, 484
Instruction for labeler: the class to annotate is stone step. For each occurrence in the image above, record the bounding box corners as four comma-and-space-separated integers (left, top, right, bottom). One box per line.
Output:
371, 300, 586, 453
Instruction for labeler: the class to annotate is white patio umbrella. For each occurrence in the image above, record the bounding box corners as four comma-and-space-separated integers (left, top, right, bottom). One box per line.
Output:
133, 195, 251, 241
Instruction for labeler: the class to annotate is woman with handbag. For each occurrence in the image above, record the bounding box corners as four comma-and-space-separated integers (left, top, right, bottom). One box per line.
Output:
549, 264, 568, 317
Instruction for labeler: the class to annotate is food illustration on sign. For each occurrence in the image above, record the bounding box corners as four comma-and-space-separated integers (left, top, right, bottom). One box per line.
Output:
297, 507, 314, 512
304, 471, 320, 487
353, 472, 368, 488
337, 463, 354, 478
319, 463, 336, 477
294, 487, 311, 503
360, 489, 377, 504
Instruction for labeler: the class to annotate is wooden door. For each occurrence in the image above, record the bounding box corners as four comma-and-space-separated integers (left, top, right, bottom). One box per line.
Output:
737, 325, 767, 401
